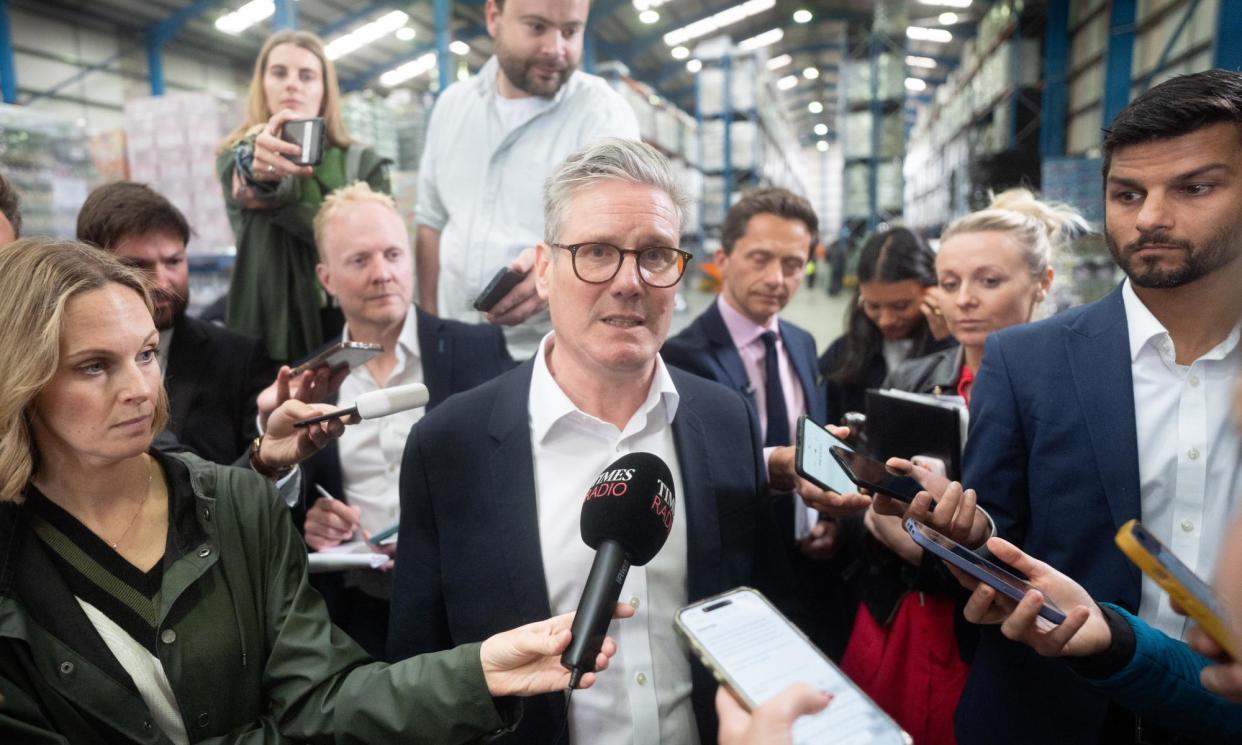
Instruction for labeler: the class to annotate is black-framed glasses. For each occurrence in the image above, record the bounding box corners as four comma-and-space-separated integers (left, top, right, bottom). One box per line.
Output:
550, 242, 694, 288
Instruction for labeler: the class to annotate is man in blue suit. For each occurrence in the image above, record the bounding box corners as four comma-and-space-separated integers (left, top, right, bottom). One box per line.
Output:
662, 188, 855, 657
953, 70, 1242, 744
388, 139, 798, 745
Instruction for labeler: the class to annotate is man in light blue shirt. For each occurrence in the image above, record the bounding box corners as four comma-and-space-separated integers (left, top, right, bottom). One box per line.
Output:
415, 0, 640, 358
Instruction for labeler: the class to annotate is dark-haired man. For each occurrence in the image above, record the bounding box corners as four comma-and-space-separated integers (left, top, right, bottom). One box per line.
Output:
949, 69, 1242, 744
661, 189, 853, 655
77, 182, 277, 465
0, 171, 20, 245
415, 0, 639, 358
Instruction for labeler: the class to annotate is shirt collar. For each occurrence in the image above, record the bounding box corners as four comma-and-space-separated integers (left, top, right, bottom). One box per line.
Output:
1122, 279, 1242, 363
716, 294, 778, 349
342, 305, 420, 362
528, 332, 680, 445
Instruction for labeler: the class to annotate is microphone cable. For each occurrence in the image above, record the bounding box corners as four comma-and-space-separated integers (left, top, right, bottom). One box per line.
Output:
554, 685, 575, 745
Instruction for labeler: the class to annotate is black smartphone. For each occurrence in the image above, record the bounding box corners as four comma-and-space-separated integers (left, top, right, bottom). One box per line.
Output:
794, 415, 855, 494
281, 117, 326, 166
290, 341, 382, 376
906, 520, 1067, 625
829, 446, 925, 503
473, 267, 527, 312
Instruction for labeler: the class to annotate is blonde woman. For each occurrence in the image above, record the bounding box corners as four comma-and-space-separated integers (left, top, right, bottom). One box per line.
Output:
0, 239, 622, 744
838, 189, 1089, 745
218, 30, 390, 363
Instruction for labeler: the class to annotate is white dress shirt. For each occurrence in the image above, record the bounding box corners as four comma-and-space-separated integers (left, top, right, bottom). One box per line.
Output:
1123, 280, 1242, 639
529, 333, 698, 745
336, 309, 425, 538
416, 56, 640, 358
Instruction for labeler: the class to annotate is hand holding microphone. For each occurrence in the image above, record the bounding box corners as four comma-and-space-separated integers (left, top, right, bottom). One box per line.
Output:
562, 452, 676, 689
257, 384, 429, 472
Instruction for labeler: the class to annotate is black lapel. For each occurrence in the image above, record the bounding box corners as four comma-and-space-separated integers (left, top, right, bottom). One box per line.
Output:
701, 302, 754, 398
163, 315, 208, 437
415, 306, 452, 408
1064, 288, 1143, 543
670, 372, 725, 602
486, 362, 553, 621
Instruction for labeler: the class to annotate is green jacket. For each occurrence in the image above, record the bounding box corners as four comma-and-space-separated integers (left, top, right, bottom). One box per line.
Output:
0, 451, 518, 744
217, 143, 391, 362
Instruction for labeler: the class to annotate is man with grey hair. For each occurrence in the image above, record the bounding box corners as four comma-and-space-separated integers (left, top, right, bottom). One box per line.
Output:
389, 139, 797, 745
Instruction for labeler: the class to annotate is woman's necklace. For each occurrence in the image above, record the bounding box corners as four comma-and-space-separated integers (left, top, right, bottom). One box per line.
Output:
110, 457, 154, 550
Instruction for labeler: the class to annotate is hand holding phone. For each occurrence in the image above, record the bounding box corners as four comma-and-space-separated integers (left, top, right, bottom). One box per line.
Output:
473, 267, 528, 312
290, 341, 383, 377
280, 117, 326, 166
794, 416, 855, 495
677, 588, 910, 745
829, 447, 926, 503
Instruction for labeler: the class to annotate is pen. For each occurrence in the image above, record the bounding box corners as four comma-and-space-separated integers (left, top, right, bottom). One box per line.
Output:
314, 484, 337, 502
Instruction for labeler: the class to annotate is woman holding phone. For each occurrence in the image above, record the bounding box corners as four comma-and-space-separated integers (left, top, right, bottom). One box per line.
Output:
0, 239, 623, 743
835, 189, 1087, 745
218, 30, 390, 363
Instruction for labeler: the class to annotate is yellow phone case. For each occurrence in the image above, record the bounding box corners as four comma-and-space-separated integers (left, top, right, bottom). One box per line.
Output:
1115, 519, 1239, 660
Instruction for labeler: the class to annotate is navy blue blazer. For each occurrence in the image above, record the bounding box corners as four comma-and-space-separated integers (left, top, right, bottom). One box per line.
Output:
661, 301, 828, 428
958, 285, 1143, 744
388, 359, 796, 745
300, 305, 515, 503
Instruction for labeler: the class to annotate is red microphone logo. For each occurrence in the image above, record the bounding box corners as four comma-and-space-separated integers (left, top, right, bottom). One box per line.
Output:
650, 477, 674, 529
585, 468, 636, 501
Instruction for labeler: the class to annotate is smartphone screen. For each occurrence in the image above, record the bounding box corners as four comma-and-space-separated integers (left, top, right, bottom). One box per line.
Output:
829, 447, 925, 503
677, 588, 908, 745
795, 417, 855, 494
906, 520, 1067, 624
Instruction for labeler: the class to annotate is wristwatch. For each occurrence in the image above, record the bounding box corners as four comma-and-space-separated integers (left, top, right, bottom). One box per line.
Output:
249, 435, 292, 480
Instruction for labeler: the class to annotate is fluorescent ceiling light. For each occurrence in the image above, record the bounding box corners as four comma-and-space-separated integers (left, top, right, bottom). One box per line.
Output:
664, 0, 775, 47
738, 27, 783, 51
380, 52, 437, 87
905, 55, 936, 68
808, 101, 823, 113
918, 0, 971, 7
766, 53, 792, 70
777, 75, 798, 90
816, 140, 829, 152
813, 122, 828, 136
395, 26, 417, 41
907, 26, 953, 43
325, 10, 410, 60
938, 12, 958, 24
905, 77, 928, 91
216, 0, 274, 34
793, 9, 812, 23
686, 58, 703, 73
639, 9, 660, 23
671, 45, 690, 59
802, 66, 818, 80
450, 40, 470, 55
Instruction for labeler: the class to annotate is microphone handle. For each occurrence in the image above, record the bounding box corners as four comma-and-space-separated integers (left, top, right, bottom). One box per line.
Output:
561, 539, 630, 683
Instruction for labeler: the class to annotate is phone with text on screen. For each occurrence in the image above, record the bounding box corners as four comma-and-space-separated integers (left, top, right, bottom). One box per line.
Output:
676, 587, 911, 745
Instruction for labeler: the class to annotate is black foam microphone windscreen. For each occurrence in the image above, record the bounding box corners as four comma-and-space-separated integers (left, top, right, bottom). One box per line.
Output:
579, 451, 675, 566
562, 452, 676, 685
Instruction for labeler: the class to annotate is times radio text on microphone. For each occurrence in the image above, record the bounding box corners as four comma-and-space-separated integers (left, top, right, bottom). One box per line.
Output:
584, 468, 675, 530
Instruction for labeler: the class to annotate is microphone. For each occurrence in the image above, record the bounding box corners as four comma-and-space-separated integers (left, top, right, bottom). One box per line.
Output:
561, 452, 675, 688
292, 383, 429, 428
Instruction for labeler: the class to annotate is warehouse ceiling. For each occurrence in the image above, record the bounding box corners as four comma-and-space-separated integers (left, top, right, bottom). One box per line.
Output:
12, 0, 978, 146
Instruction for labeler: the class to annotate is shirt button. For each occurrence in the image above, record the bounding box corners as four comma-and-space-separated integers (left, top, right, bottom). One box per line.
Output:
635, 672, 647, 686
1181, 519, 1195, 533
161, 629, 177, 644
388, 464, 396, 472
198, 546, 212, 558
1188, 447, 1200, 460
629, 596, 641, 610
1188, 375, 1200, 387
58, 661, 74, 675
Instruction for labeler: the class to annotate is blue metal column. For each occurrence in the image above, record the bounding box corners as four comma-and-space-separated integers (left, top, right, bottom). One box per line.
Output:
0, 0, 17, 103
1214, 0, 1242, 70
1102, 0, 1136, 130
1040, 0, 1070, 157
146, 0, 229, 96
867, 33, 881, 233
273, 0, 297, 30
583, 31, 597, 74
722, 55, 733, 213
146, 33, 167, 96
434, 0, 451, 92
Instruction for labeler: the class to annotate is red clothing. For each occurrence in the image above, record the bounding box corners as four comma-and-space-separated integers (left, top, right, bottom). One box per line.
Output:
841, 595, 968, 745
956, 364, 975, 406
